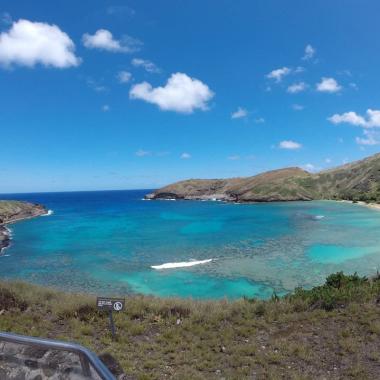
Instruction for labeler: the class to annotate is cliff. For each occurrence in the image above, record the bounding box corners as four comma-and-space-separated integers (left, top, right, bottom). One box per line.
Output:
0, 201, 47, 253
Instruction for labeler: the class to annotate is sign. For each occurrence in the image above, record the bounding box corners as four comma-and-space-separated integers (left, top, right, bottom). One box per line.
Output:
97, 297, 125, 312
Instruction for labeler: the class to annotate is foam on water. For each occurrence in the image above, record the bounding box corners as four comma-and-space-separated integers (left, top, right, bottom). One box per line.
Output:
151, 259, 213, 270
41, 209, 54, 216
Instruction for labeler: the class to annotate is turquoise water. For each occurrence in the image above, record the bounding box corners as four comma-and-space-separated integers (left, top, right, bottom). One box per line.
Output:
1, 190, 380, 299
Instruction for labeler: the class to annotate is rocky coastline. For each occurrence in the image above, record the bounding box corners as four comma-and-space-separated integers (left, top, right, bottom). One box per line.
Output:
0, 201, 47, 254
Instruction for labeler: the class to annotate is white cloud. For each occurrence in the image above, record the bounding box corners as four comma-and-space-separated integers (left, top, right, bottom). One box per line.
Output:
279, 140, 302, 150
349, 82, 358, 90
294, 66, 305, 73
82, 29, 140, 53
316, 77, 342, 93
302, 44, 316, 61
117, 70, 132, 83
328, 109, 380, 128
227, 155, 240, 160
338, 69, 352, 77
131, 58, 160, 73
102, 105, 110, 112
254, 117, 265, 124
231, 107, 248, 119
302, 163, 317, 172
292, 104, 304, 111
0, 19, 80, 68
328, 111, 366, 126
325, 158, 332, 163
87, 78, 107, 92
287, 82, 307, 94
130, 72, 214, 113
355, 130, 380, 146
266, 67, 291, 82
106, 6, 135, 17
180, 152, 191, 159
135, 149, 151, 157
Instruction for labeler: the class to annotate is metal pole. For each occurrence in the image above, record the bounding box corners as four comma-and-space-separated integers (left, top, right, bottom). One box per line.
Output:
109, 311, 116, 339
0, 331, 115, 380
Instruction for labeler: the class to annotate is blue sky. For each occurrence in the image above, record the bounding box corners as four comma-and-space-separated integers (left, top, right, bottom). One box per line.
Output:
1, 0, 380, 193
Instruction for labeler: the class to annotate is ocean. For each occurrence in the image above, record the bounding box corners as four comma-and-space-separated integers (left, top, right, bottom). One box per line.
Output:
1, 190, 380, 299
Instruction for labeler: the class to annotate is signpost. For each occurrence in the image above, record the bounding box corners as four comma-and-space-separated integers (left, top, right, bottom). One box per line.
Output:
96, 297, 125, 340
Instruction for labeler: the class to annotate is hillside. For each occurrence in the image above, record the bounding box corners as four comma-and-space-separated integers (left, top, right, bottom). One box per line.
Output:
0, 201, 47, 252
146, 152, 380, 203
1, 273, 380, 379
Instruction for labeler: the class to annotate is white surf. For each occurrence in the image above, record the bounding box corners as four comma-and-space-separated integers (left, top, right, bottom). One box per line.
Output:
151, 258, 213, 270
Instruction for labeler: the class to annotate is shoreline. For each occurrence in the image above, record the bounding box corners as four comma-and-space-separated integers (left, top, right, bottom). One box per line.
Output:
0, 204, 49, 255
337, 199, 380, 212
0, 225, 11, 255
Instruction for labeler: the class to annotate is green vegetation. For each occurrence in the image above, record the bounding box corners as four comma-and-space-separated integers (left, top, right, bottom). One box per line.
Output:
1, 273, 380, 379
149, 152, 380, 203
0, 200, 46, 224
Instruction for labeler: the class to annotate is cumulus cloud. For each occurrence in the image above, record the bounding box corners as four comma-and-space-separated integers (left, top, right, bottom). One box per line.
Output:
231, 107, 248, 119
131, 58, 160, 73
279, 140, 302, 150
180, 152, 191, 159
355, 130, 380, 146
316, 77, 342, 93
82, 29, 141, 53
328, 109, 380, 128
287, 82, 307, 94
117, 70, 132, 83
0, 19, 80, 68
254, 117, 265, 124
328, 111, 366, 127
302, 44, 316, 61
130, 72, 214, 113
266, 67, 291, 82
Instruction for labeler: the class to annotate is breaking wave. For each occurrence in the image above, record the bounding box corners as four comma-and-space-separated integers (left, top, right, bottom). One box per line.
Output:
151, 259, 213, 270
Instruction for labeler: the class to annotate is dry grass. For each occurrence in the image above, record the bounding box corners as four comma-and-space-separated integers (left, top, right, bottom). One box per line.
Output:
1, 273, 380, 379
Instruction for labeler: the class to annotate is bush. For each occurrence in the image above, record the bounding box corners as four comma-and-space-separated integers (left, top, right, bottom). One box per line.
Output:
288, 272, 376, 311
325, 271, 367, 289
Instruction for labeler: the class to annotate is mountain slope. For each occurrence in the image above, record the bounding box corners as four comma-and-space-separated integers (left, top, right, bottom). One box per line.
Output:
146, 152, 380, 202
313, 152, 380, 201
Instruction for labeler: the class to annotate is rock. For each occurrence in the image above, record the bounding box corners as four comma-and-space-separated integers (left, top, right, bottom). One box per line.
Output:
0, 201, 47, 254
98, 352, 124, 376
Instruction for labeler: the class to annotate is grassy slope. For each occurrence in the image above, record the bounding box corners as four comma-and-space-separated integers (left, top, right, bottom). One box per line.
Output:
1, 273, 380, 379
0, 201, 46, 223
150, 152, 380, 203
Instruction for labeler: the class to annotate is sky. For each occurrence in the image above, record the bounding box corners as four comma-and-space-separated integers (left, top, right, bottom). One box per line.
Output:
1, 0, 380, 193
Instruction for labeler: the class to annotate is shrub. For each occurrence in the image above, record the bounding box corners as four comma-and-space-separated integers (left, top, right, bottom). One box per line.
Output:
288, 272, 376, 311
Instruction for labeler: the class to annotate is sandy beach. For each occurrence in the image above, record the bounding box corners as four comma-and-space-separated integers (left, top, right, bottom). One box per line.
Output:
338, 199, 380, 212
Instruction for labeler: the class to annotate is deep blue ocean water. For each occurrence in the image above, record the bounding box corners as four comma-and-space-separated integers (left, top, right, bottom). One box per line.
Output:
1, 190, 380, 299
